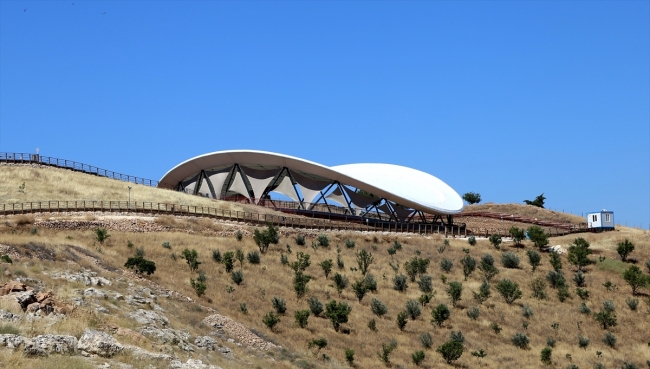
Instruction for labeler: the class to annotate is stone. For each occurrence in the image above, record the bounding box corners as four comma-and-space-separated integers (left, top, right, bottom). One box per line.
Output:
0, 334, 26, 349
24, 334, 77, 356
0, 309, 20, 321
170, 359, 221, 369
13, 290, 37, 310
77, 329, 123, 358
0, 281, 26, 295
194, 336, 216, 350
84, 288, 108, 299
26, 302, 41, 313
96, 306, 110, 314
129, 309, 169, 327
123, 344, 174, 361
140, 326, 188, 345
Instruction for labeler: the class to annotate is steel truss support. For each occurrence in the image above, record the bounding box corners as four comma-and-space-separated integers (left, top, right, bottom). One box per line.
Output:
308, 182, 336, 211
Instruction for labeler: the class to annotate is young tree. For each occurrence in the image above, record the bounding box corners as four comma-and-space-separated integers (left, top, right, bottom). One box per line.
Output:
94, 228, 110, 244
352, 279, 368, 302
488, 234, 502, 249
460, 254, 477, 280
567, 237, 592, 272
371, 298, 388, 316
324, 300, 352, 332
478, 254, 499, 282
222, 251, 235, 273
253, 224, 280, 253
462, 192, 481, 204
124, 256, 156, 275
436, 340, 463, 364
235, 249, 245, 269
617, 239, 635, 262
396, 310, 408, 331
293, 271, 312, 298
356, 249, 375, 275
431, 303, 451, 327
527, 226, 549, 250
263, 312, 280, 331
509, 227, 526, 246
495, 279, 522, 304
294, 310, 310, 328
524, 193, 546, 208
319, 259, 333, 278
527, 250, 542, 272
181, 248, 201, 271
549, 251, 562, 271
472, 280, 491, 304
446, 281, 463, 307
622, 265, 650, 295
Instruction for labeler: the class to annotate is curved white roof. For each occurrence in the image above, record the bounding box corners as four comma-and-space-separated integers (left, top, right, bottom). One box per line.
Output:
160, 150, 464, 215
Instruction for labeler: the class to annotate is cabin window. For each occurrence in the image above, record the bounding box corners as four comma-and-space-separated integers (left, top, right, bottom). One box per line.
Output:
592, 215, 598, 222
604, 214, 610, 222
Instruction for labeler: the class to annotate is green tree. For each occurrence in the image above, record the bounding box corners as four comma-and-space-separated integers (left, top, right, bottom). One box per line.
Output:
472, 279, 491, 304
527, 250, 542, 272
291, 252, 311, 272
524, 193, 546, 208
412, 350, 426, 366
567, 237, 592, 272
488, 234, 502, 249
617, 239, 635, 262
460, 254, 477, 280
446, 281, 463, 307
235, 249, 245, 269
253, 224, 279, 253
495, 279, 522, 304
124, 256, 156, 275
324, 300, 352, 332
352, 279, 368, 302
431, 303, 451, 327
436, 340, 463, 364
94, 228, 110, 244
509, 226, 526, 246
333, 273, 349, 295
527, 226, 549, 250
263, 312, 280, 331
319, 259, 333, 278
540, 346, 552, 365
356, 249, 375, 275
181, 248, 201, 271
462, 192, 481, 204
549, 251, 562, 271
594, 300, 617, 329
622, 265, 650, 295
478, 254, 499, 282
295, 310, 310, 328
293, 271, 311, 298
222, 251, 235, 272
396, 310, 408, 331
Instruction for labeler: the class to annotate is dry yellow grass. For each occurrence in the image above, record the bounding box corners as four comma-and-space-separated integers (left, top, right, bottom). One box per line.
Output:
2, 219, 648, 368
466, 203, 586, 224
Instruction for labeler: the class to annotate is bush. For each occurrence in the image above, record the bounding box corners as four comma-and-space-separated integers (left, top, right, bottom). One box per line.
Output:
468, 236, 477, 246
450, 330, 465, 343
295, 309, 310, 328
412, 350, 425, 366
579, 302, 591, 314
253, 224, 280, 253
460, 254, 477, 280
573, 271, 586, 287
527, 250, 541, 272
489, 234, 502, 249
546, 337, 556, 347
245, 251, 260, 264
239, 303, 248, 314
431, 303, 450, 327
393, 274, 408, 292
345, 348, 355, 365
511, 332, 529, 349
352, 279, 368, 302
530, 277, 547, 300
94, 228, 110, 244
223, 251, 235, 272
378, 340, 397, 365
319, 259, 333, 278
308, 296, 323, 316
212, 250, 222, 263
181, 248, 201, 271
337, 253, 344, 269
356, 249, 375, 275
345, 238, 355, 249
575, 287, 590, 300
333, 273, 349, 294
578, 334, 590, 350
295, 234, 306, 246
162, 241, 171, 249
235, 249, 245, 268
291, 252, 311, 272
371, 298, 388, 316
0, 254, 12, 264
522, 305, 534, 319
307, 337, 328, 351
527, 226, 549, 250
541, 346, 552, 365
626, 297, 639, 310
462, 192, 481, 204
263, 312, 280, 331
501, 252, 520, 269
420, 332, 433, 349
594, 300, 618, 329
364, 273, 378, 292
568, 237, 593, 272
396, 310, 408, 331
495, 279, 522, 304
446, 281, 463, 307
417, 275, 433, 293
547, 270, 567, 289
124, 256, 156, 275
617, 239, 635, 261
466, 306, 480, 320
406, 300, 422, 320
293, 271, 311, 299
479, 254, 499, 282
367, 318, 377, 331
491, 322, 502, 334
557, 285, 570, 302
436, 339, 463, 364
324, 300, 352, 332
509, 226, 526, 245
440, 258, 453, 273
190, 275, 207, 297
280, 253, 289, 265
603, 331, 616, 347
317, 234, 329, 247
231, 270, 244, 285
623, 265, 650, 295
405, 256, 430, 281
272, 296, 286, 314
473, 279, 491, 304
235, 230, 243, 241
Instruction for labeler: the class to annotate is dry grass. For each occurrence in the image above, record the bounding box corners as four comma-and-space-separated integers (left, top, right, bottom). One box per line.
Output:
2, 220, 648, 368
466, 203, 586, 224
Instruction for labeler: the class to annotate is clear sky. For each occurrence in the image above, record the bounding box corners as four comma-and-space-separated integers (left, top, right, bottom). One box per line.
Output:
1, 1, 648, 227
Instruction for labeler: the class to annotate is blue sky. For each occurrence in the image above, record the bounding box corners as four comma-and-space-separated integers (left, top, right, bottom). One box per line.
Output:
1, 1, 648, 227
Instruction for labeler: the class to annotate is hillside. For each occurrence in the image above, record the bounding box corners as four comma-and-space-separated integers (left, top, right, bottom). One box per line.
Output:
0, 165, 649, 369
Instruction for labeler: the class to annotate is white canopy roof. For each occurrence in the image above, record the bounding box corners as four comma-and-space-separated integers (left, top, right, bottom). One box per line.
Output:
159, 150, 464, 215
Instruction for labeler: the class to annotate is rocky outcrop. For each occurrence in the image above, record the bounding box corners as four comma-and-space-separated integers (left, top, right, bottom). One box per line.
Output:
129, 309, 169, 327
0, 334, 26, 349
0, 281, 27, 295
202, 314, 280, 351
170, 359, 222, 369
194, 336, 216, 350
78, 329, 123, 357
23, 334, 77, 356
50, 270, 112, 286
0, 309, 21, 321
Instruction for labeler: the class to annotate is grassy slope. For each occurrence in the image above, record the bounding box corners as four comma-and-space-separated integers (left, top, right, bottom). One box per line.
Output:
465, 203, 586, 224
1, 166, 650, 368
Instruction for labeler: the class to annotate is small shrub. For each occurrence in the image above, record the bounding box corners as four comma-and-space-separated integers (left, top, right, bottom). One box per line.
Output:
190, 277, 206, 297
94, 228, 110, 244
406, 300, 422, 320
575, 287, 590, 300
162, 241, 171, 249
623, 265, 650, 295
546, 337, 556, 347
522, 305, 534, 319
489, 234, 502, 249
578, 334, 590, 350
272, 296, 287, 314
295, 234, 306, 246
594, 300, 618, 329
412, 350, 425, 366
235, 230, 243, 241
393, 274, 408, 292
617, 239, 635, 261
530, 277, 548, 300
473, 279, 491, 304
468, 236, 476, 246
308, 296, 324, 316
368, 319, 377, 331
446, 281, 463, 307
235, 249, 245, 268
378, 340, 397, 365
212, 250, 222, 263
337, 253, 344, 269
396, 310, 408, 331
263, 312, 280, 331
527, 225, 549, 250
511, 332, 530, 349
466, 306, 480, 320
541, 346, 552, 365
436, 339, 463, 364
557, 285, 571, 302
419, 293, 434, 307
450, 330, 465, 343
626, 297, 639, 310
317, 234, 330, 247
527, 250, 542, 271
0, 254, 13, 264
364, 273, 378, 292
418, 275, 433, 293
352, 279, 368, 302
371, 298, 388, 316
124, 256, 156, 275
356, 249, 375, 275
547, 270, 567, 289
293, 271, 312, 299
479, 254, 499, 282
431, 303, 450, 327
510, 226, 526, 245
295, 309, 310, 328
440, 258, 453, 273
461, 254, 477, 280
231, 270, 244, 285
345, 348, 355, 365
345, 238, 355, 249
501, 252, 520, 269
573, 271, 586, 287
239, 303, 248, 314
223, 251, 235, 272
324, 300, 352, 332
253, 224, 280, 253
319, 259, 333, 278
579, 302, 592, 314
420, 332, 433, 349
603, 331, 616, 348
247, 251, 261, 264
280, 253, 289, 265
549, 251, 562, 271
30, 227, 38, 235
491, 322, 502, 334
496, 279, 522, 304
181, 248, 201, 271
438, 245, 446, 254
387, 246, 397, 256
334, 273, 349, 295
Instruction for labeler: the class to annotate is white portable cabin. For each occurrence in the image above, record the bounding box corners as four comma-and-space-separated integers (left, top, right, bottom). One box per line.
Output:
587, 210, 614, 230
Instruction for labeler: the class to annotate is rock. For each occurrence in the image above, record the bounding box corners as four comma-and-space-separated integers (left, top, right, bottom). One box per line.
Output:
13, 290, 37, 310
83, 288, 108, 299
123, 344, 174, 361
548, 245, 567, 254
24, 334, 77, 356
78, 329, 123, 358
0, 309, 21, 321
194, 336, 216, 350
140, 326, 188, 346
50, 270, 111, 286
96, 306, 110, 314
202, 314, 280, 351
0, 281, 27, 295
35, 291, 53, 303
129, 309, 169, 327
0, 334, 26, 349
26, 302, 41, 313
170, 359, 221, 369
